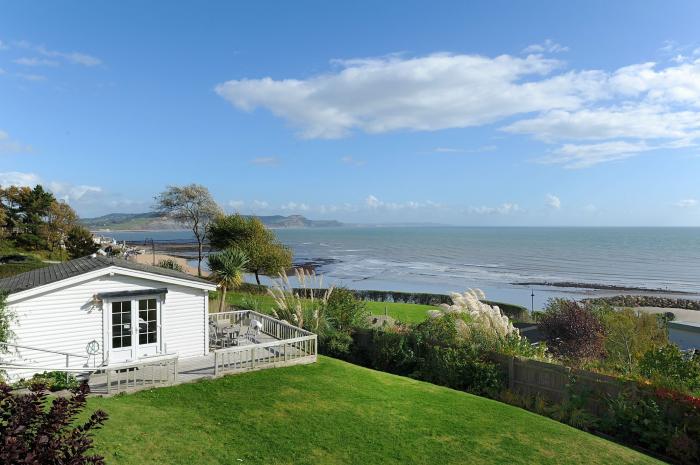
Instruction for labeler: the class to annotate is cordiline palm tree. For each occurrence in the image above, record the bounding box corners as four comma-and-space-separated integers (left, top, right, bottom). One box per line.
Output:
208, 247, 249, 312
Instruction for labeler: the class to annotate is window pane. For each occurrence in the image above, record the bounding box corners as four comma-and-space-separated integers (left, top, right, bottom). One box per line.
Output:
139, 333, 147, 344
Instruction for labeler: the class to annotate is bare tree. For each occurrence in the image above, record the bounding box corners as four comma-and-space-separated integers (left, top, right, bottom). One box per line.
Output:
154, 184, 222, 276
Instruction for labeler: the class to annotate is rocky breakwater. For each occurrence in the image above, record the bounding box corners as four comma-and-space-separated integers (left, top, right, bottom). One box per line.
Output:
584, 295, 700, 311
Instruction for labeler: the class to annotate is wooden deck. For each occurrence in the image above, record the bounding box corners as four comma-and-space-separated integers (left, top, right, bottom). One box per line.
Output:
88, 310, 317, 395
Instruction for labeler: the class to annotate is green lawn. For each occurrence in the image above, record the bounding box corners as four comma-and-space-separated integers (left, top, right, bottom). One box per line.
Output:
364, 300, 434, 323
218, 291, 435, 323
88, 357, 659, 465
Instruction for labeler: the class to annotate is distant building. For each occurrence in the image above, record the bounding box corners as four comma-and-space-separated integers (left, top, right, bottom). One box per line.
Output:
668, 321, 700, 350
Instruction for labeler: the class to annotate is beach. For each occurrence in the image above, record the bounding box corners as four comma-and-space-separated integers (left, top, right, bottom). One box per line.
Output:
108, 226, 700, 309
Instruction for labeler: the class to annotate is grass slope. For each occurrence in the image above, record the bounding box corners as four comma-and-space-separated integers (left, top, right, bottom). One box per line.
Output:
89, 357, 659, 465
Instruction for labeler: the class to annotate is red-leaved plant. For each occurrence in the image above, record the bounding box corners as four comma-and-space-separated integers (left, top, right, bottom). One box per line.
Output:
539, 299, 606, 363
0, 381, 108, 465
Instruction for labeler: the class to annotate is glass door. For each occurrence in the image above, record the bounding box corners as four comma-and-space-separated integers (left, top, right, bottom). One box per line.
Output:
110, 300, 133, 362
137, 298, 159, 357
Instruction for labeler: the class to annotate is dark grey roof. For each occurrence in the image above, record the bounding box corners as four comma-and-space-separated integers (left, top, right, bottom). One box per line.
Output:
0, 255, 214, 295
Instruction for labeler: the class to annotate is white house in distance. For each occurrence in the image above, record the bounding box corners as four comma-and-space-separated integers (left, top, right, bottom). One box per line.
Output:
0, 255, 217, 381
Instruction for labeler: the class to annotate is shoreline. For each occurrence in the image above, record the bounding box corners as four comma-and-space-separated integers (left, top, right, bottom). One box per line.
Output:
122, 239, 700, 303
511, 281, 696, 295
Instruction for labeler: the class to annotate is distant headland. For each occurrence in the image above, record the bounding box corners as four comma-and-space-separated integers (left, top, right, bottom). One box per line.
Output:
81, 212, 343, 231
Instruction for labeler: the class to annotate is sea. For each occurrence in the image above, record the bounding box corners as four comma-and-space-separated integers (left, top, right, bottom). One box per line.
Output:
106, 227, 700, 309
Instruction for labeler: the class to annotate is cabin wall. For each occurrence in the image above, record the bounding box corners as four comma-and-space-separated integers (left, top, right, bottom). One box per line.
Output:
4, 274, 207, 381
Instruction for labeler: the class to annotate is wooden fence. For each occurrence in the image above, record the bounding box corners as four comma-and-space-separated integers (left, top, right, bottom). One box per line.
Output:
489, 353, 633, 416
209, 310, 314, 341
99, 354, 179, 395
213, 335, 317, 376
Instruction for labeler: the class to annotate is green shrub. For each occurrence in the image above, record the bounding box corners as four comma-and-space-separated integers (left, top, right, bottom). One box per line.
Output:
14, 371, 80, 392
415, 344, 504, 397
326, 287, 370, 332
157, 258, 183, 272
319, 329, 354, 358
368, 329, 416, 375
413, 313, 461, 348
639, 345, 700, 393
602, 391, 674, 454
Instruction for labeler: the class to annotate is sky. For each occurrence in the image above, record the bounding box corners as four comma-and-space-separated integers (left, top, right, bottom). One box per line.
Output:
1, 1, 700, 226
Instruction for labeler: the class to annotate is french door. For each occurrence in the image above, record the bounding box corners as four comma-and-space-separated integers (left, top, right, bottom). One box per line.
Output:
108, 297, 161, 363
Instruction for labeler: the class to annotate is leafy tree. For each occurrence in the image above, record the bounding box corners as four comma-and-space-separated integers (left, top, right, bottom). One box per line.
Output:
0, 382, 108, 464
208, 214, 292, 284
155, 184, 222, 276
208, 248, 249, 311
600, 308, 667, 375
65, 226, 100, 259
539, 299, 606, 363
4, 185, 55, 250
325, 287, 369, 332
44, 201, 79, 258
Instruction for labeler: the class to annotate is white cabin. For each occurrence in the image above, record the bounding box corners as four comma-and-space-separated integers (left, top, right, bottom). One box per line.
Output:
0, 255, 216, 381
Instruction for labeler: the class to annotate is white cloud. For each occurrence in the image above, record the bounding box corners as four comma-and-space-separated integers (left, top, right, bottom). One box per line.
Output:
16, 73, 47, 82
13, 57, 58, 67
218, 50, 700, 167
340, 156, 365, 166
584, 204, 598, 213
0, 130, 33, 154
0, 171, 41, 186
14, 41, 101, 67
250, 156, 279, 166
523, 39, 569, 54
468, 203, 520, 215
545, 194, 561, 209
365, 194, 440, 211
228, 200, 245, 209
676, 199, 698, 208
0, 68, 6, 75
48, 182, 102, 203
432, 145, 497, 154
216, 53, 601, 139
542, 141, 656, 168
280, 201, 310, 212
251, 200, 269, 209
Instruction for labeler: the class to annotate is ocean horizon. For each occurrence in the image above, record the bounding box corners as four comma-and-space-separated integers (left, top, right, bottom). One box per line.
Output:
106, 226, 700, 309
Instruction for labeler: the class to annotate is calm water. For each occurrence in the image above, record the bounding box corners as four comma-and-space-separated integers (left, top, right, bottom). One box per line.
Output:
108, 227, 700, 309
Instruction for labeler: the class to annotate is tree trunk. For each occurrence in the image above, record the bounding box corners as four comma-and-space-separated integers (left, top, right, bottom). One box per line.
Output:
219, 286, 227, 312
197, 240, 203, 277
255, 270, 261, 285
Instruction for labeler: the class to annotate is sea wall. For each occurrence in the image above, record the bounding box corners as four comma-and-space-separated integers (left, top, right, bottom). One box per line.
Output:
584, 295, 700, 311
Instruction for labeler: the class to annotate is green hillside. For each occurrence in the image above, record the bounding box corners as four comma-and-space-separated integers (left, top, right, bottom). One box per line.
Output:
88, 357, 659, 465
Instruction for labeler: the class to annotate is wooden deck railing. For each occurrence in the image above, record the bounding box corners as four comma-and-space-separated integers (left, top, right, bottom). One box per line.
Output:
209, 310, 314, 341
100, 354, 178, 395
213, 334, 317, 376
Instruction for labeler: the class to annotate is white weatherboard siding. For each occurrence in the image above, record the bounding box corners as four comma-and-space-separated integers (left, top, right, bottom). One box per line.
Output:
5, 273, 209, 380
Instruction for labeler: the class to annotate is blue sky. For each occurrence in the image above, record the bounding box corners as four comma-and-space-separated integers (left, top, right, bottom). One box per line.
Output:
1, 1, 700, 225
